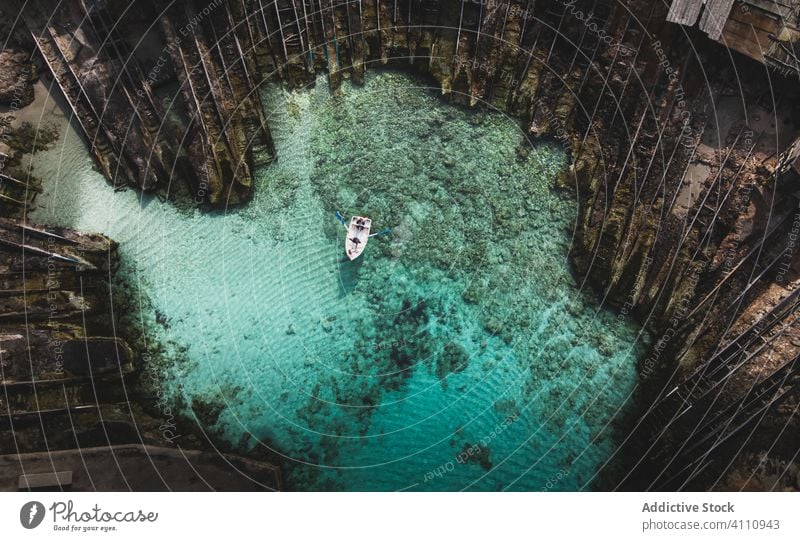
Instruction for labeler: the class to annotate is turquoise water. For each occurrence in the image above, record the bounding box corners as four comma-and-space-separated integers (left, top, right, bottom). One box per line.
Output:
30, 71, 647, 491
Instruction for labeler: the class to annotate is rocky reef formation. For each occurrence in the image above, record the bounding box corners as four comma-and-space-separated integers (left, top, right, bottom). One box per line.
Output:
2, 0, 799, 490
8, 0, 275, 205
0, 216, 136, 448
0, 7, 37, 108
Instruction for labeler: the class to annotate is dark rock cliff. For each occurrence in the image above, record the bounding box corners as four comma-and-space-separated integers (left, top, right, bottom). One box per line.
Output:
2, 0, 799, 490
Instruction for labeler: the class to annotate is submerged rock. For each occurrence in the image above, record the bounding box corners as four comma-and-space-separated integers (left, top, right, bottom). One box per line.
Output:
457, 442, 493, 471
320, 316, 335, 333
190, 397, 224, 428
435, 342, 469, 387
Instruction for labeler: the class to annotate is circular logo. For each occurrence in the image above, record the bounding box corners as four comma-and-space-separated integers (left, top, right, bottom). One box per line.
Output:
20, 501, 45, 529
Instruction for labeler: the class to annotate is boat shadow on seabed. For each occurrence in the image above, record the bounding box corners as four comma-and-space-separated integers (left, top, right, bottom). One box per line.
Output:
336, 252, 363, 297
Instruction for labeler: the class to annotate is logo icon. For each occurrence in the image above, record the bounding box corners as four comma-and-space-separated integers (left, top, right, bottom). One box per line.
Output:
20, 501, 45, 529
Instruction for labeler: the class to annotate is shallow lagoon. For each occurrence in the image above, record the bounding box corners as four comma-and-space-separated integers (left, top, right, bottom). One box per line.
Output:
31, 71, 648, 490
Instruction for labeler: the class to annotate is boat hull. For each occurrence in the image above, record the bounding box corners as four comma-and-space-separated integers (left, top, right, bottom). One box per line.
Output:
345, 216, 371, 260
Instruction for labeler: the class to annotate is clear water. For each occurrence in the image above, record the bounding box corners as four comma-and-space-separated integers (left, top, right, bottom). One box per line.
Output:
30, 71, 648, 491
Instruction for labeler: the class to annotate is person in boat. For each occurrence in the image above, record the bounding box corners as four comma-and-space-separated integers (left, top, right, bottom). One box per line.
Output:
350, 236, 361, 246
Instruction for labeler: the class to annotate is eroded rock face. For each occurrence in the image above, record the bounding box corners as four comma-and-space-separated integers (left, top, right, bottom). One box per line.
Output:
0, 49, 36, 107
3, 0, 798, 490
